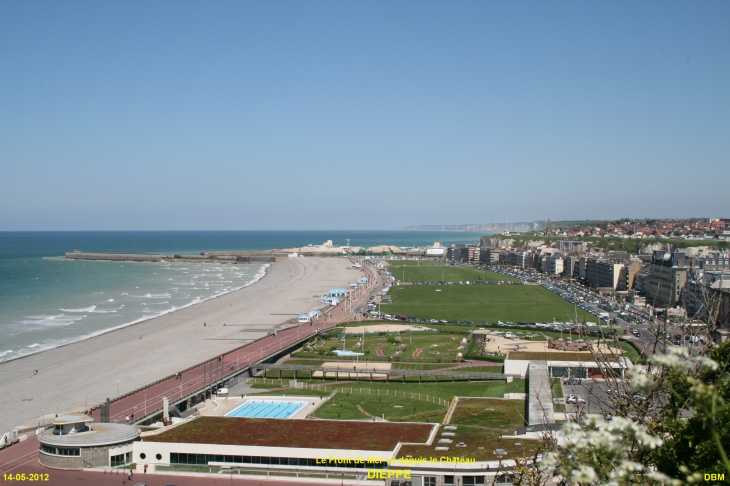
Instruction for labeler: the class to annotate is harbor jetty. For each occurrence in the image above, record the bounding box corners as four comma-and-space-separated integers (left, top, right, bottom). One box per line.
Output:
65, 250, 284, 263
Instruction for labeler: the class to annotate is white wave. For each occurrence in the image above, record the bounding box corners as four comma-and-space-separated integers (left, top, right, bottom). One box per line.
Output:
121, 293, 129, 296
0, 350, 13, 358
91, 308, 119, 314
128, 293, 171, 299
1, 263, 271, 364
60, 306, 97, 313
60, 305, 122, 314
20, 314, 87, 328
148, 301, 170, 305
107, 299, 114, 302
27, 343, 40, 348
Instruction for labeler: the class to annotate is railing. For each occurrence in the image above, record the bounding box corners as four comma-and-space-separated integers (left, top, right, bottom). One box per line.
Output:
255, 363, 512, 380
39, 428, 140, 445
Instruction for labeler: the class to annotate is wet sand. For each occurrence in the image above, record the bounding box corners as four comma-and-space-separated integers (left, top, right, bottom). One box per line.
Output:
0, 257, 356, 433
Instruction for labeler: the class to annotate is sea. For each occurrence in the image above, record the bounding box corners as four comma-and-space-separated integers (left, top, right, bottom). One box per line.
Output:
0, 230, 484, 363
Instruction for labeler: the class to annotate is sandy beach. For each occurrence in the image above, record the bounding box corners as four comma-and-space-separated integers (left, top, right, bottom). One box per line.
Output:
0, 257, 355, 433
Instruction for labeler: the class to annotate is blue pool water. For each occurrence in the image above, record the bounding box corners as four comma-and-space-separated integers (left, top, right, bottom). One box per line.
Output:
226, 400, 306, 419
333, 350, 364, 356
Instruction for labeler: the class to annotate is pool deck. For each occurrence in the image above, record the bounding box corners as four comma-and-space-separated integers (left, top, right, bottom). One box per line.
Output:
199, 395, 325, 420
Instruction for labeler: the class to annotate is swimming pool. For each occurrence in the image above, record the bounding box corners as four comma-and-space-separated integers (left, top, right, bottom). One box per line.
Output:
226, 400, 306, 419
332, 350, 364, 356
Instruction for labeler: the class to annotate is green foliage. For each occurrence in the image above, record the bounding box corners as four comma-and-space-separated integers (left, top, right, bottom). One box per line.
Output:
653, 341, 730, 479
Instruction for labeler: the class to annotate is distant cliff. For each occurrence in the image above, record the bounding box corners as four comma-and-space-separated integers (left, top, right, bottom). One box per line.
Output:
403, 222, 543, 233
479, 236, 724, 256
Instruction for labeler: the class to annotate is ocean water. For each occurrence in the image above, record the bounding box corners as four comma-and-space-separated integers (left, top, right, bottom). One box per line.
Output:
0, 231, 484, 363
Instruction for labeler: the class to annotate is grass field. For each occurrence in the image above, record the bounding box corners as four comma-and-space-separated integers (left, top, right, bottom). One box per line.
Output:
397, 424, 537, 461
382, 284, 595, 323
391, 363, 454, 370
448, 398, 526, 428
456, 365, 503, 373
251, 379, 527, 402
300, 330, 471, 362
387, 260, 519, 283
314, 390, 447, 421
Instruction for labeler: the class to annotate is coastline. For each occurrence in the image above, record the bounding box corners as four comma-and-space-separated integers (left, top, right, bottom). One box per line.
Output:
0, 264, 270, 365
0, 257, 354, 433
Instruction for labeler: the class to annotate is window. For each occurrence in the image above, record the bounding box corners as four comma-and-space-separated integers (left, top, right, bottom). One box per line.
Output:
139, 453, 146, 460
40, 445, 80, 456
444, 476, 455, 485
424, 477, 437, 486
463, 476, 486, 485
155, 453, 162, 460
169, 453, 387, 469
111, 453, 129, 467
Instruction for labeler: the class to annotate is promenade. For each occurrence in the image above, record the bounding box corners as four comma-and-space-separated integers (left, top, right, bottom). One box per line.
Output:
0, 257, 376, 434
91, 266, 378, 424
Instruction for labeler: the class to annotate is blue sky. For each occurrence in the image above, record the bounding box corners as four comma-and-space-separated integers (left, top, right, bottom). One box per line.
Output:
1, 1, 728, 230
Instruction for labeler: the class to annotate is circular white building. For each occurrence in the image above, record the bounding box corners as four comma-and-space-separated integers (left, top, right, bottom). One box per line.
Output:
38, 414, 140, 470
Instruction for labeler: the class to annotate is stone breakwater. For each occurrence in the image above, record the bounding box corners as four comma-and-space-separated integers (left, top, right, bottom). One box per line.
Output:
65, 251, 283, 263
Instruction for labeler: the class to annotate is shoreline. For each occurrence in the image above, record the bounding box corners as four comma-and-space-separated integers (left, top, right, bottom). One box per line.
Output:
0, 257, 355, 433
0, 263, 270, 365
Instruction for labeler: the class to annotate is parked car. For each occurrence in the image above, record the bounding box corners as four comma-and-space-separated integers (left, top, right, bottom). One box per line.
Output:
566, 394, 586, 404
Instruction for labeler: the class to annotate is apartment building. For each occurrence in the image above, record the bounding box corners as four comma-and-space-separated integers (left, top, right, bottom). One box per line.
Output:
644, 251, 688, 307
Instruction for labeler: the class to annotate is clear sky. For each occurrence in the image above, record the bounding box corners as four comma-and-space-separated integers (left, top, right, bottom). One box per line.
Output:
1, 1, 728, 230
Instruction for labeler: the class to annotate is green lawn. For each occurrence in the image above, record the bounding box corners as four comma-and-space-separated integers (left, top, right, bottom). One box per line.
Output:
299, 331, 470, 362
284, 359, 327, 366
613, 340, 643, 364
456, 365, 503, 373
397, 425, 538, 462
251, 379, 527, 403
314, 392, 447, 421
387, 261, 518, 283
382, 284, 595, 323
550, 378, 564, 399
391, 363, 454, 370
448, 398, 526, 428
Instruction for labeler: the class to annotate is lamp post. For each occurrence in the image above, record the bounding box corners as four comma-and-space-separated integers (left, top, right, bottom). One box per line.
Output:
84, 393, 87, 412
41, 408, 45, 426
144, 394, 147, 416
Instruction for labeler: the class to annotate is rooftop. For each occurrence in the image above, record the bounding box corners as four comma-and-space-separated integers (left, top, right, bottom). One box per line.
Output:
144, 417, 434, 451
52, 414, 92, 425
40, 423, 140, 446
508, 351, 620, 362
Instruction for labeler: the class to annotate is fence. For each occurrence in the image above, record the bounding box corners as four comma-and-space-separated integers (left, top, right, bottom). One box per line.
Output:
247, 378, 449, 407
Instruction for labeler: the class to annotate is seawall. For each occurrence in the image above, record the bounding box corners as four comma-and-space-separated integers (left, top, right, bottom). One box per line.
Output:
65, 251, 283, 263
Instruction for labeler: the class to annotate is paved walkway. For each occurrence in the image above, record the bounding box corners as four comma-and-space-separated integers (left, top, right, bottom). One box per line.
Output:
528, 360, 555, 426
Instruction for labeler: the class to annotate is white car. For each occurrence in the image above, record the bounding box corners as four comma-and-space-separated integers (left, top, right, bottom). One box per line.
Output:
566, 395, 586, 404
